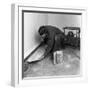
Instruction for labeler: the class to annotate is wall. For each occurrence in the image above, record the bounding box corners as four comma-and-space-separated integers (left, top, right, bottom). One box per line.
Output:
24, 13, 48, 57
48, 14, 81, 31
24, 13, 81, 59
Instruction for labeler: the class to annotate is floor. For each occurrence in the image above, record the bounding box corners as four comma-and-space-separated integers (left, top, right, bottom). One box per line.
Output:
24, 47, 80, 78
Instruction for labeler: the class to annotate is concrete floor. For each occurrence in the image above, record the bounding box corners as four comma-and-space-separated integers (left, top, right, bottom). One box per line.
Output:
24, 48, 80, 78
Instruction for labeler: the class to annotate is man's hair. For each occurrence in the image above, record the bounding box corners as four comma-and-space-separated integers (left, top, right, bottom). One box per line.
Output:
38, 26, 47, 35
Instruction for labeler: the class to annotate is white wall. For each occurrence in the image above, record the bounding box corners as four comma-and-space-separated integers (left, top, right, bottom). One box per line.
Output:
24, 13, 48, 54
24, 13, 81, 58
48, 14, 81, 31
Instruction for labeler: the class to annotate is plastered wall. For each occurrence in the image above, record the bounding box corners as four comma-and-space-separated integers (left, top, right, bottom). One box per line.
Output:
24, 13, 48, 54
24, 13, 81, 58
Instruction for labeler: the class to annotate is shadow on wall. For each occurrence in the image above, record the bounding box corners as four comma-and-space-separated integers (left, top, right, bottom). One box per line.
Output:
35, 32, 41, 44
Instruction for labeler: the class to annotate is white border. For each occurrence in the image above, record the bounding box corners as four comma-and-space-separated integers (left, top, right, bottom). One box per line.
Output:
11, 4, 87, 87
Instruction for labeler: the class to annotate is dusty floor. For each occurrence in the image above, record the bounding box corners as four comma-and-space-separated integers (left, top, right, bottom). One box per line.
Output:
24, 48, 80, 78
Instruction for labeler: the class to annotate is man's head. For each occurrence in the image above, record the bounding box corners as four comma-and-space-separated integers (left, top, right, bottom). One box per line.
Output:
39, 26, 45, 35
38, 26, 48, 39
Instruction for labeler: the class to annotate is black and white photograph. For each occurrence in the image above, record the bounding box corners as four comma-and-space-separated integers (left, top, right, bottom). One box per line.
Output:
23, 10, 81, 78
11, 4, 87, 87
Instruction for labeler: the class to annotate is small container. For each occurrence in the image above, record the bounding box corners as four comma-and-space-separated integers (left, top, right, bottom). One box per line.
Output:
53, 50, 63, 64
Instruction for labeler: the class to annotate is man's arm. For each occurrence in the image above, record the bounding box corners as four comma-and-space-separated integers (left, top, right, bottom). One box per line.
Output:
43, 39, 54, 58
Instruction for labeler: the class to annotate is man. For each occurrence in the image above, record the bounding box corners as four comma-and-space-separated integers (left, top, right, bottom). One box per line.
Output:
38, 25, 65, 60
